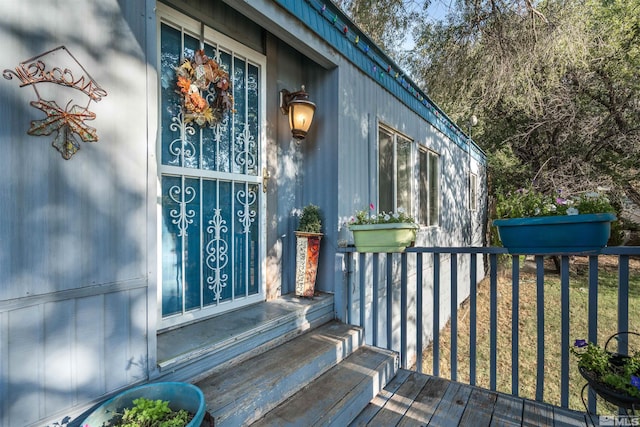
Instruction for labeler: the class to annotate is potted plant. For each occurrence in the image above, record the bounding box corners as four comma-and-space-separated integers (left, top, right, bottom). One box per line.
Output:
571, 334, 640, 409
295, 204, 323, 298
348, 204, 418, 253
493, 186, 617, 254
79, 382, 206, 427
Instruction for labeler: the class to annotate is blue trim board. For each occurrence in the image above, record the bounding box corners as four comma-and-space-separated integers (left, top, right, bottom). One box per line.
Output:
273, 0, 486, 164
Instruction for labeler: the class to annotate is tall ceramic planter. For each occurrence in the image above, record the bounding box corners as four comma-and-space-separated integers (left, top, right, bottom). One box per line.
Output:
295, 231, 322, 297
493, 213, 616, 254
80, 382, 206, 427
349, 223, 418, 253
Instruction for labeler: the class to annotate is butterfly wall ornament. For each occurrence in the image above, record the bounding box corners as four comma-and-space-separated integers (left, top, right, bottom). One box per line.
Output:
3, 46, 107, 160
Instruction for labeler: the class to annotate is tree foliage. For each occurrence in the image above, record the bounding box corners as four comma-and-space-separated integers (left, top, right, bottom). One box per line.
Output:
334, 0, 429, 59
409, 0, 640, 200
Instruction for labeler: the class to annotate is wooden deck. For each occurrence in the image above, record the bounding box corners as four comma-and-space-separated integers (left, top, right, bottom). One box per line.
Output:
352, 369, 588, 426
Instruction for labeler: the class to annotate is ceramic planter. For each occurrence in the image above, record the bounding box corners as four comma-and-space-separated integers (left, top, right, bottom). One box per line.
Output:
349, 223, 418, 253
295, 231, 322, 297
80, 382, 206, 427
493, 213, 616, 254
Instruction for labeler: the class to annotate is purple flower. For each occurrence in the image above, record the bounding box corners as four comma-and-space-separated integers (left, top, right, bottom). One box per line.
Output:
631, 376, 640, 391
556, 197, 567, 205
574, 339, 588, 348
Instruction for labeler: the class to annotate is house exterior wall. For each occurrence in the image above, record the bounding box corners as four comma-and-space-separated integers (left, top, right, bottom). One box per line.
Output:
0, 2, 155, 425
0, 0, 487, 425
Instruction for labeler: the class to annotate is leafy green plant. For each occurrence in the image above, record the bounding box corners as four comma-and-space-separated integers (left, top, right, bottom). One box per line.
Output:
110, 397, 191, 427
571, 339, 640, 399
350, 203, 417, 226
296, 204, 322, 233
495, 186, 616, 219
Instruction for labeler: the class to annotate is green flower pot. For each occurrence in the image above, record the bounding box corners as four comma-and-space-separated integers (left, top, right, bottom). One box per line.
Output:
350, 223, 418, 253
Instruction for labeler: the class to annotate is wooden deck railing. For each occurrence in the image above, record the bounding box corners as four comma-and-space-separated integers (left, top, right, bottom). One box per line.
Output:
341, 246, 640, 414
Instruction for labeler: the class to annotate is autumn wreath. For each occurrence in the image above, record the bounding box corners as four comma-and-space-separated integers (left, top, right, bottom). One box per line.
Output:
175, 49, 233, 127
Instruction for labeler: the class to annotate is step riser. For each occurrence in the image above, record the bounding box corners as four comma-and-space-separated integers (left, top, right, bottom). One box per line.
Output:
213, 324, 364, 426
252, 346, 399, 427
156, 296, 334, 383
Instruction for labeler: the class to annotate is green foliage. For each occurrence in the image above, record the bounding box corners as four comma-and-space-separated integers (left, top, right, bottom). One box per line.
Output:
297, 204, 323, 233
408, 0, 640, 203
350, 204, 416, 225
571, 341, 640, 399
116, 398, 190, 427
495, 186, 616, 219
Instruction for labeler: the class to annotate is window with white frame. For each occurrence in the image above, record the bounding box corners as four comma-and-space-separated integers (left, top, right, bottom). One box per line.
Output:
378, 125, 412, 215
470, 172, 478, 211
419, 147, 440, 226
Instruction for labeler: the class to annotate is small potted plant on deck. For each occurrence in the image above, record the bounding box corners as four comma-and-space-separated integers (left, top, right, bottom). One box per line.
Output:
348, 204, 418, 253
295, 204, 323, 298
493, 186, 617, 254
79, 382, 206, 427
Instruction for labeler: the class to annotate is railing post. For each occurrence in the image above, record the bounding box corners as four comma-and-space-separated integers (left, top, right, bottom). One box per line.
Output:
618, 255, 630, 356
417, 252, 424, 373
386, 254, 393, 351
372, 253, 379, 347
433, 252, 440, 377
450, 253, 458, 381
512, 255, 519, 397
535, 255, 545, 402
490, 253, 498, 391
560, 255, 570, 408
470, 253, 477, 386
401, 252, 408, 368
587, 255, 599, 414
359, 253, 366, 336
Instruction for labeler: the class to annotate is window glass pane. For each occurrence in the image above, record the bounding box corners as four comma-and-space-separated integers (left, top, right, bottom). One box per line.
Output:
161, 175, 183, 317
429, 153, 439, 226
378, 128, 393, 213
396, 136, 412, 213
232, 56, 246, 174
470, 173, 478, 211
419, 149, 429, 225
160, 24, 182, 167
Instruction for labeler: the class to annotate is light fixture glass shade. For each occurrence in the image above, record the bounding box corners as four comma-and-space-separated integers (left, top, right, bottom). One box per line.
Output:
288, 100, 316, 140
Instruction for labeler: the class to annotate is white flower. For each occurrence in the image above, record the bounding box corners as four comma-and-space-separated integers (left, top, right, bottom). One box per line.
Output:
567, 207, 580, 215
392, 213, 400, 219
585, 192, 600, 198
397, 207, 406, 214
384, 214, 391, 221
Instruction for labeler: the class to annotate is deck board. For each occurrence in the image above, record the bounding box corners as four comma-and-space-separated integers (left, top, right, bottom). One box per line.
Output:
353, 369, 587, 426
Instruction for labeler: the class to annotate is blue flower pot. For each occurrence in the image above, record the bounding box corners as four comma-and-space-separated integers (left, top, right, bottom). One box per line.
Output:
79, 382, 206, 427
493, 213, 616, 254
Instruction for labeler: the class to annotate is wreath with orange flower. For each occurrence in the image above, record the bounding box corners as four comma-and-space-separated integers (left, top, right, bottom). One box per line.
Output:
175, 49, 233, 127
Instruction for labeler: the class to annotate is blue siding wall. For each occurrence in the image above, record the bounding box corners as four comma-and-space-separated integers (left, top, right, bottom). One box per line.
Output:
0, 1, 153, 425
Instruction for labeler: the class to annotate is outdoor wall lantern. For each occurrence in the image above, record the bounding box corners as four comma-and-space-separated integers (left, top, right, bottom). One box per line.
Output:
280, 85, 316, 140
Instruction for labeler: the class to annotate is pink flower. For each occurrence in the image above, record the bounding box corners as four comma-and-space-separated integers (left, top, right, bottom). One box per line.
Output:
369, 203, 375, 210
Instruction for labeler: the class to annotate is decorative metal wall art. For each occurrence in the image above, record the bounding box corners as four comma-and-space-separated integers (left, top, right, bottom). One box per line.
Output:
3, 46, 107, 160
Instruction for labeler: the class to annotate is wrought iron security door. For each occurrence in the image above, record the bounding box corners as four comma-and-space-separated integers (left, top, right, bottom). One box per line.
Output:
159, 15, 265, 327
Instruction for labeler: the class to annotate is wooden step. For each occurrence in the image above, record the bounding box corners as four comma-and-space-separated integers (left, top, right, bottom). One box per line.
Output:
155, 293, 334, 382
251, 345, 398, 427
196, 321, 364, 426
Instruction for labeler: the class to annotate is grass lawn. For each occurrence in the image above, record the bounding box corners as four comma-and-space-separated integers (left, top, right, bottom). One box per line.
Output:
421, 255, 640, 412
